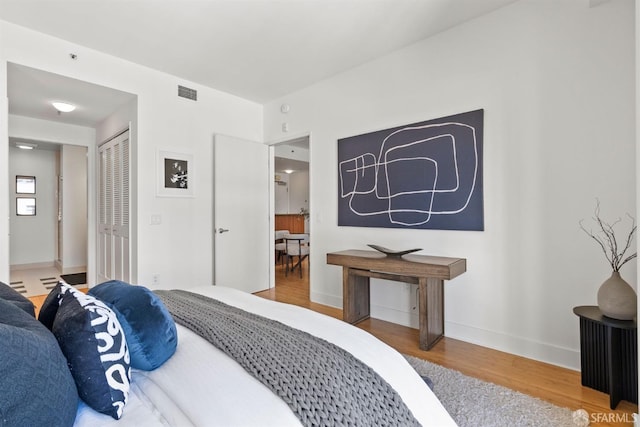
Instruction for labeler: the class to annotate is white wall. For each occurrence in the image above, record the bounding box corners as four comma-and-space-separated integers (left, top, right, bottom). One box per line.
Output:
289, 171, 309, 215
0, 20, 263, 289
274, 173, 290, 214
9, 146, 57, 265
289, 171, 310, 232
274, 171, 309, 216
264, 0, 636, 370
274, 142, 310, 218
96, 98, 136, 144
61, 144, 87, 270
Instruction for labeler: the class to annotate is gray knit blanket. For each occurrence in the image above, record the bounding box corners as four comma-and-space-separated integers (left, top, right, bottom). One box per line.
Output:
156, 290, 420, 427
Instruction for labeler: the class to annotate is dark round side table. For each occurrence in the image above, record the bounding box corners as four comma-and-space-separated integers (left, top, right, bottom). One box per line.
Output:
573, 306, 637, 409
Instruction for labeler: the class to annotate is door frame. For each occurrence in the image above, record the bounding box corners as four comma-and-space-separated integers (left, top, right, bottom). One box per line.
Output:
266, 131, 312, 290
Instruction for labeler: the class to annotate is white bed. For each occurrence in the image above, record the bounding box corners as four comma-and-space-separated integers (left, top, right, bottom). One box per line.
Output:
74, 285, 456, 426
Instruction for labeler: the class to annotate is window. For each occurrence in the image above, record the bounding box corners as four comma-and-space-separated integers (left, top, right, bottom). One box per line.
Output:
16, 175, 36, 194
16, 197, 36, 216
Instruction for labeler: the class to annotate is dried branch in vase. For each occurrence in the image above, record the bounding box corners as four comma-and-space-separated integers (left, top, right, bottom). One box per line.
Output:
579, 199, 637, 272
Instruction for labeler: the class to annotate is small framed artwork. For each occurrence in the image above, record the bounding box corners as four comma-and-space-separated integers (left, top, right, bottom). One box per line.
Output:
157, 150, 194, 197
16, 175, 36, 194
16, 197, 36, 216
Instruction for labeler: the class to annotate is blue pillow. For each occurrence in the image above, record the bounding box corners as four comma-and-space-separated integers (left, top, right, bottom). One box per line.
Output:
0, 298, 78, 427
53, 283, 131, 420
0, 280, 35, 317
38, 281, 64, 329
89, 280, 178, 370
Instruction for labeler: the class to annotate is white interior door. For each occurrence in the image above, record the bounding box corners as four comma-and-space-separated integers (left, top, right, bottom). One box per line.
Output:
213, 134, 270, 293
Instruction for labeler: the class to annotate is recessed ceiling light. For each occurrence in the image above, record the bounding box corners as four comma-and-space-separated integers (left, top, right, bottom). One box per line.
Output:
283, 169, 294, 174
16, 142, 37, 150
52, 101, 76, 113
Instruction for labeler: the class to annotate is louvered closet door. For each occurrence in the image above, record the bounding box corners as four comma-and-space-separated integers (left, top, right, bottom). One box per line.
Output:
98, 130, 130, 283
98, 143, 112, 282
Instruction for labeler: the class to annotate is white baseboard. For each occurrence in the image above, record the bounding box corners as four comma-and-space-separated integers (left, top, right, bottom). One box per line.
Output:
369, 303, 579, 370
10, 261, 55, 271
445, 321, 580, 371
310, 291, 342, 309
311, 291, 580, 370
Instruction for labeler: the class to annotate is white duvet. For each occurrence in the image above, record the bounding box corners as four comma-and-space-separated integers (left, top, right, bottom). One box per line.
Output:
74, 285, 456, 426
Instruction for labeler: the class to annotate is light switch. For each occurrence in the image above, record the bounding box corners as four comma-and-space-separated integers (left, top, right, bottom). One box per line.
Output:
151, 215, 162, 225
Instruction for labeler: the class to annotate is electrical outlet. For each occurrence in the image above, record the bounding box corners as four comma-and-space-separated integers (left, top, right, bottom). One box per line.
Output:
411, 285, 418, 311
152, 274, 159, 286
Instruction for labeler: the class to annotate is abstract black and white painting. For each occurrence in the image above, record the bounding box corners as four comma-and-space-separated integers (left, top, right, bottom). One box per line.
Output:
338, 109, 484, 231
157, 150, 194, 197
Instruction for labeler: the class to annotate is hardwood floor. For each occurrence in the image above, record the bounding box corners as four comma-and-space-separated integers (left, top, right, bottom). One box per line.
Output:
255, 259, 638, 427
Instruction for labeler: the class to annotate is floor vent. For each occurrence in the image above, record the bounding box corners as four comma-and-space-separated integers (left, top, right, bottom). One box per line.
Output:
178, 85, 197, 101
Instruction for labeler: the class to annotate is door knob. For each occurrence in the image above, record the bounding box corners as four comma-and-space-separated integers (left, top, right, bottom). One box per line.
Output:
218, 228, 230, 234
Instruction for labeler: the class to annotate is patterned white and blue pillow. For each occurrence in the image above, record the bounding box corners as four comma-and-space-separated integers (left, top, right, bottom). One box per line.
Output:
52, 283, 131, 420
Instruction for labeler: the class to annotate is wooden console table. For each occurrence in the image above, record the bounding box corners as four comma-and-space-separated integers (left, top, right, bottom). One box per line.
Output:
326, 250, 466, 350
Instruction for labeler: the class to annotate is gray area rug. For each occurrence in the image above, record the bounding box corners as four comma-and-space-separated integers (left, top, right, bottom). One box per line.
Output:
404, 355, 575, 426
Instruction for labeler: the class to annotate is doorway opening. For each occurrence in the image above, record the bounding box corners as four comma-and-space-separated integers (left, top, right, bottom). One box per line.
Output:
9, 140, 88, 297
272, 136, 310, 292
6, 62, 137, 294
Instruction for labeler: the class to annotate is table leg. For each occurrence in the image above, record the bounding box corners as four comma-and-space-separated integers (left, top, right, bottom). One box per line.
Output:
342, 267, 370, 324
291, 254, 308, 278
607, 326, 622, 409
419, 277, 444, 350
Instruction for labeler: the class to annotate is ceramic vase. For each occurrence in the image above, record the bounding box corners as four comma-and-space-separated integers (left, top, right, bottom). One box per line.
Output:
597, 271, 637, 320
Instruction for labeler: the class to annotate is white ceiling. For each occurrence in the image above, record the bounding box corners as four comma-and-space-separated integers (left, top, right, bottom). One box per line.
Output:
8, 63, 136, 127
0, 0, 517, 104
275, 156, 309, 174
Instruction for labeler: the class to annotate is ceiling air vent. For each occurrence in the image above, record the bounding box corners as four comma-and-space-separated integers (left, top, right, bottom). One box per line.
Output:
178, 85, 197, 101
